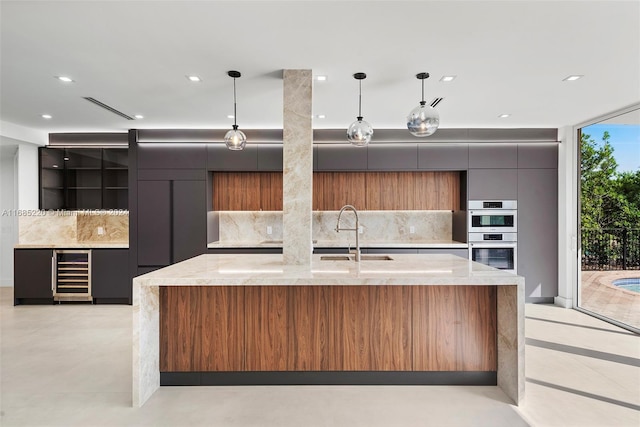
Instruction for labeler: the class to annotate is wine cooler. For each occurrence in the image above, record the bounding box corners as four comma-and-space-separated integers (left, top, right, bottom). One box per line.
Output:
52, 250, 92, 302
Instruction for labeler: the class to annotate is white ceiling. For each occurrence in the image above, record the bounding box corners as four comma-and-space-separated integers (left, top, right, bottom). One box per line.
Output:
1, 0, 639, 135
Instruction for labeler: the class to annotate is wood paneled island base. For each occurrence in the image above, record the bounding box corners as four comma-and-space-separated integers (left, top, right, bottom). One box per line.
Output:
133, 254, 524, 407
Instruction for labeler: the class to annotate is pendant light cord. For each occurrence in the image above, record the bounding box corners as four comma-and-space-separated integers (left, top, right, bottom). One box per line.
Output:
358, 79, 363, 120
421, 77, 425, 104
233, 77, 238, 128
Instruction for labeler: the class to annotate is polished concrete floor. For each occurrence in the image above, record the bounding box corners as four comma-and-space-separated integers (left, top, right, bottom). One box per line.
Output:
1, 287, 638, 427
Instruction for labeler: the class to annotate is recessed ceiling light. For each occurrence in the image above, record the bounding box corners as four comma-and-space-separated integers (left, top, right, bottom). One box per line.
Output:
227, 115, 235, 119
563, 75, 583, 81
41, 114, 52, 119
52, 164, 59, 168
134, 114, 144, 119
56, 76, 74, 83
63, 157, 69, 161
186, 75, 201, 82
498, 114, 511, 118
439, 75, 456, 82
316, 75, 328, 81
316, 114, 326, 119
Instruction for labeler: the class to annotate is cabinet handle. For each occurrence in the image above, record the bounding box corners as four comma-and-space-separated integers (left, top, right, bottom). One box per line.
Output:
51, 256, 56, 293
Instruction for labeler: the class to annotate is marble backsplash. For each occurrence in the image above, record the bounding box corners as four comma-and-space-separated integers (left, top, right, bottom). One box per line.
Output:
214, 210, 452, 243
19, 211, 129, 244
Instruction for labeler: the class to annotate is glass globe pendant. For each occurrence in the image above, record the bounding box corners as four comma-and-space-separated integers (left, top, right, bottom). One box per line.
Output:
224, 125, 246, 151
224, 70, 247, 150
347, 73, 373, 146
407, 72, 439, 137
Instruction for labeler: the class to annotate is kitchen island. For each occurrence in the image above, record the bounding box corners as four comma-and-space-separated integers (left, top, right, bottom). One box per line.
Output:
133, 254, 524, 407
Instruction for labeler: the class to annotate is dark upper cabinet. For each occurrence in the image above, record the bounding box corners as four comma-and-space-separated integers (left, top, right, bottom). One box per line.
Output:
468, 169, 518, 200
14, 249, 53, 304
137, 180, 171, 266
92, 249, 130, 302
469, 144, 518, 169
207, 143, 258, 171
137, 144, 206, 169
418, 144, 469, 170
367, 144, 418, 170
39, 147, 128, 210
257, 144, 283, 171
517, 144, 558, 168
316, 144, 368, 171
172, 180, 207, 263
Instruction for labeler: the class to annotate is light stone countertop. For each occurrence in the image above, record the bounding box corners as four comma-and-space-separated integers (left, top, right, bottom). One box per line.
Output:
207, 239, 468, 249
15, 243, 129, 249
133, 253, 521, 287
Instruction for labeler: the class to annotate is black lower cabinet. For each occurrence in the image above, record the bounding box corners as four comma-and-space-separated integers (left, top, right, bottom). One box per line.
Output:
92, 249, 130, 304
14, 249, 54, 305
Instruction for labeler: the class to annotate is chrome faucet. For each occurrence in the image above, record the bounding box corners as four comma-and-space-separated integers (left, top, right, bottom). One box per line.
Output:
335, 205, 361, 262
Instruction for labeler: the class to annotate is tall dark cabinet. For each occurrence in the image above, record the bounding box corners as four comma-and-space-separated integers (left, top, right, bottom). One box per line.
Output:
131, 137, 207, 277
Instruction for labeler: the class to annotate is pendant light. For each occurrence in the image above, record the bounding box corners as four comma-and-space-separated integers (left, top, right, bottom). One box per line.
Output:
407, 72, 439, 137
224, 70, 247, 150
347, 72, 373, 147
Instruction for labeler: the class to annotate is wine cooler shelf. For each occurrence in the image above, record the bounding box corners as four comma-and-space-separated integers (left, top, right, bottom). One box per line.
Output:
53, 250, 92, 302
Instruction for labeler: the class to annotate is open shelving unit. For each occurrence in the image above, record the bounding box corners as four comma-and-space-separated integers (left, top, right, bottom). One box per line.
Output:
39, 147, 128, 210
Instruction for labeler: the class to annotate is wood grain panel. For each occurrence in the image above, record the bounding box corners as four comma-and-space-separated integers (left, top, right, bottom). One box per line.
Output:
369, 286, 412, 370
288, 286, 329, 370
412, 286, 496, 371
456, 286, 497, 370
364, 172, 381, 210
260, 173, 283, 211
213, 171, 459, 211
212, 172, 261, 210
160, 286, 201, 371
313, 172, 366, 210
245, 286, 289, 371
161, 284, 495, 374
329, 286, 412, 371
200, 287, 245, 371
329, 286, 371, 370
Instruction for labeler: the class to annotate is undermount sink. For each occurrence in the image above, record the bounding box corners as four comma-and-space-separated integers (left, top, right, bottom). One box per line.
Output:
320, 255, 351, 261
261, 239, 318, 244
320, 255, 394, 261
361, 255, 394, 261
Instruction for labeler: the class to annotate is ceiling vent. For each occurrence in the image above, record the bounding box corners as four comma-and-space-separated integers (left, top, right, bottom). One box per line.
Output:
430, 97, 444, 108
83, 97, 135, 120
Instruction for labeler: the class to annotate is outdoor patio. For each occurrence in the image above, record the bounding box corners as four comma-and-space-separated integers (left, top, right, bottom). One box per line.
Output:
580, 270, 640, 330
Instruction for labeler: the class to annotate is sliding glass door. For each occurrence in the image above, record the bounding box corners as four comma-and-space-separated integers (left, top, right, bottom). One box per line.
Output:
578, 107, 640, 332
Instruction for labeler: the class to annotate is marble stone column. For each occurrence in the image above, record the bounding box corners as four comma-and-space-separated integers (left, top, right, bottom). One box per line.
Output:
282, 69, 313, 265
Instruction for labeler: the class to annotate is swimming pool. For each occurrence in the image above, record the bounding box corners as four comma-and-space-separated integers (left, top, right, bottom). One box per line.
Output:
612, 277, 640, 293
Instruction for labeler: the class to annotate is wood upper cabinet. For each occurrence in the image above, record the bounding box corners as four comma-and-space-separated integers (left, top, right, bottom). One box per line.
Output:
365, 172, 460, 210
213, 171, 460, 211
213, 172, 282, 211
313, 172, 366, 210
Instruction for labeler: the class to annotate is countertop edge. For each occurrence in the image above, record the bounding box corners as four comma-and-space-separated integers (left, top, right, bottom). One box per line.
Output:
15, 244, 129, 249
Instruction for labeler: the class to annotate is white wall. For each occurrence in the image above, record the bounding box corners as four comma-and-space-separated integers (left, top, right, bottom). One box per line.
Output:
0, 129, 45, 287
17, 142, 39, 209
555, 126, 578, 308
0, 144, 18, 286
